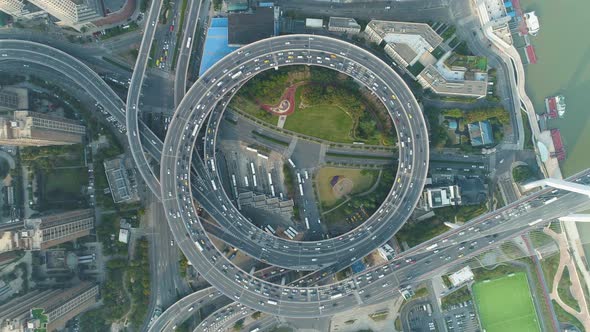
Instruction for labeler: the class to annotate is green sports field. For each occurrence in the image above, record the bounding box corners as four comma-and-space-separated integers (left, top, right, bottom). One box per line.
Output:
472, 272, 541, 332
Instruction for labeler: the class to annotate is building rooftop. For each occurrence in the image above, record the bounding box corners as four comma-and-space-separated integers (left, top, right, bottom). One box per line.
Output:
448, 266, 474, 287
199, 18, 239, 76
328, 17, 360, 29
468, 120, 494, 146
104, 155, 139, 204
367, 20, 442, 64
419, 65, 488, 97
0, 87, 28, 111
228, 7, 275, 46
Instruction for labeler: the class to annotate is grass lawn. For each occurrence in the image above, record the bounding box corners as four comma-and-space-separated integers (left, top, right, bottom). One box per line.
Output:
42, 167, 88, 202
284, 104, 354, 143
473, 272, 541, 332
316, 167, 375, 207
31, 308, 48, 332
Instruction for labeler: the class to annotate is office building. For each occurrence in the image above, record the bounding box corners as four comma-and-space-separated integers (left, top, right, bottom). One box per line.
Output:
0, 0, 100, 31
0, 111, 86, 147
365, 20, 442, 67
0, 283, 99, 332
421, 185, 461, 210
328, 17, 361, 34
228, 7, 275, 46
366, 19, 488, 97
26, 0, 100, 29
417, 64, 488, 98
0, 0, 26, 17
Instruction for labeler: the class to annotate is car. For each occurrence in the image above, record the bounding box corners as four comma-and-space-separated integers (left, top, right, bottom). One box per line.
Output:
170, 240, 174, 246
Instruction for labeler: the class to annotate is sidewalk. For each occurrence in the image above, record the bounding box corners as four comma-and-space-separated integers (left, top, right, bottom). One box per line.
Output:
544, 227, 590, 330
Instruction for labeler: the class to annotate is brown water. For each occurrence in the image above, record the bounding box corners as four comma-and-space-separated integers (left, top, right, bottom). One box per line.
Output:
519, 0, 590, 257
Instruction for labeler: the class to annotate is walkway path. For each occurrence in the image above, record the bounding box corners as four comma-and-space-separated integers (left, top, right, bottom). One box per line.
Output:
544, 227, 590, 330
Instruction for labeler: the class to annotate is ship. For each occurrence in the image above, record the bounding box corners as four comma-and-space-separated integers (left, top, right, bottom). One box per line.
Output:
550, 128, 566, 161
523, 11, 540, 36
544, 95, 566, 119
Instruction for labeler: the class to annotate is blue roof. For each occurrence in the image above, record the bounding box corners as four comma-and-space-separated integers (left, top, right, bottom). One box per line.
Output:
468, 120, 494, 146
258, 2, 274, 7
351, 260, 366, 273
504, 1, 512, 8
199, 18, 239, 76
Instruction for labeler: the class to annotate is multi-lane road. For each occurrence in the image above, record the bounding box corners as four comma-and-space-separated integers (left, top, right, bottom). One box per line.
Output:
5, 18, 590, 326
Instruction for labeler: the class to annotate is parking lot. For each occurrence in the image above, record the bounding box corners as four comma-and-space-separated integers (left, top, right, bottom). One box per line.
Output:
404, 300, 440, 332
443, 300, 481, 332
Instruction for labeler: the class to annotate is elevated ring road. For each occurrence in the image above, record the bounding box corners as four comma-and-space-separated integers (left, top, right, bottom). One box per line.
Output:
161, 34, 430, 317
165, 34, 430, 271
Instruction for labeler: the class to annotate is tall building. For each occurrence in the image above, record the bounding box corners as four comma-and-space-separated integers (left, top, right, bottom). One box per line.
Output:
0, 0, 100, 31
0, 0, 26, 17
0, 111, 86, 147
22, 209, 95, 250
0, 283, 99, 332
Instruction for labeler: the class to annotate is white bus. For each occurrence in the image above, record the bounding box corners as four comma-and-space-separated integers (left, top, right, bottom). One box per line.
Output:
195, 241, 203, 251
186, 37, 192, 48
231, 174, 237, 187
211, 180, 218, 191
288, 158, 296, 167
267, 173, 273, 185
304, 170, 309, 179
250, 162, 256, 174
244, 176, 249, 187
330, 293, 343, 300
305, 217, 310, 229
231, 71, 243, 79
299, 184, 304, 196
296, 173, 302, 184
191, 125, 199, 137
267, 300, 278, 305
265, 225, 276, 234
253, 175, 257, 187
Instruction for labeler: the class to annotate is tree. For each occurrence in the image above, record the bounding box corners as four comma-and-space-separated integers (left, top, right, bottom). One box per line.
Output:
233, 319, 245, 330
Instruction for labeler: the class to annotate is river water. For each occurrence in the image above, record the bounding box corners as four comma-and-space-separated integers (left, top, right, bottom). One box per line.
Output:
519, 0, 590, 258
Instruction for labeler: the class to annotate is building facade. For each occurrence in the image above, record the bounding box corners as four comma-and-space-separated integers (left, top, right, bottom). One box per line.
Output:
0, 111, 85, 147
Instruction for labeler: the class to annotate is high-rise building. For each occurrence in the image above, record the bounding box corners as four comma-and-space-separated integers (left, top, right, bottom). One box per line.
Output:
22, 209, 95, 250
1, 210, 95, 254
0, 0, 100, 31
0, 283, 99, 332
0, 0, 26, 17
0, 111, 85, 147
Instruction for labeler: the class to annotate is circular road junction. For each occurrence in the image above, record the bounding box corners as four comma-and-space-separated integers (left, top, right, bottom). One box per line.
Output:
162, 34, 429, 317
